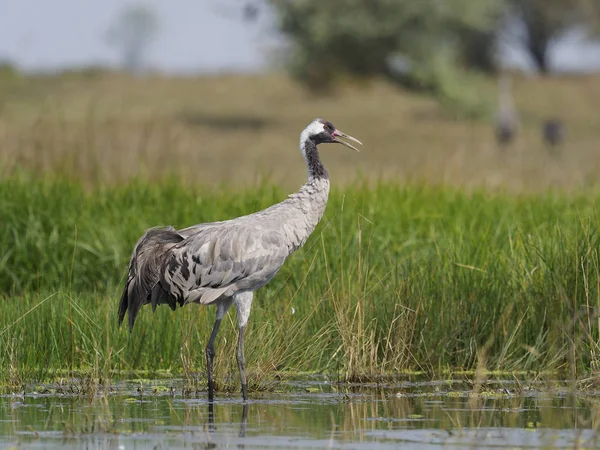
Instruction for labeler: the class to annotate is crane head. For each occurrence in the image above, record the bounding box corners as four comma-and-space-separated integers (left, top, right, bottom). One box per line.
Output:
303, 118, 362, 152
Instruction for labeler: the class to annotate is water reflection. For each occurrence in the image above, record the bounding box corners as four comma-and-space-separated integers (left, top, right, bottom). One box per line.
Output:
207, 400, 248, 448
1, 378, 600, 449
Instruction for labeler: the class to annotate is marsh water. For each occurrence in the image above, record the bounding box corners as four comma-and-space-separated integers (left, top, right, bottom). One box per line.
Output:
1, 377, 599, 449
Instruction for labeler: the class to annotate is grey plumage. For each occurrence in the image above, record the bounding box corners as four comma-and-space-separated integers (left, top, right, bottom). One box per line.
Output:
495, 75, 517, 147
118, 226, 183, 330
118, 118, 362, 401
542, 118, 565, 150
165, 182, 326, 306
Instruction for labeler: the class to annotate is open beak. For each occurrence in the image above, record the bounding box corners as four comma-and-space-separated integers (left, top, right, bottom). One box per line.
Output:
332, 129, 362, 152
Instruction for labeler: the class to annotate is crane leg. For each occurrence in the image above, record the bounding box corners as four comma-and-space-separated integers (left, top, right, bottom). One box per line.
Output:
206, 318, 222, 401
234, 292, 253, 402
237, 325, 248, 401
206, 298, 233, 402
239, 398, 249, 438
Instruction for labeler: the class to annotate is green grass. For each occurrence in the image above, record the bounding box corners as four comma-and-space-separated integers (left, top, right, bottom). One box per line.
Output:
2, 177, 600, 388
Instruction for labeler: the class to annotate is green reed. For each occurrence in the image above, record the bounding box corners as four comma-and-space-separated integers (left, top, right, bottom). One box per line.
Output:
2, 177, 600, 387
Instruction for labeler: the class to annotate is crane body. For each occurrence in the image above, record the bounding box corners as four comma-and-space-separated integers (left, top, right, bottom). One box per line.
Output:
118, 118, 361, 400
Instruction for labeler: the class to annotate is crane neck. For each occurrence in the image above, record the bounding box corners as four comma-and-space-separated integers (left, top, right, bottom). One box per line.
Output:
301, 138, 329, 182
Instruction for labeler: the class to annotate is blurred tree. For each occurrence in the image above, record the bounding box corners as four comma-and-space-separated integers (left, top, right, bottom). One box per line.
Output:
268, 0, 600, 114
105, 4, 160, 74
210, 0, 261, 23
243, 2, 260, 22
271, 0, 600, 80
269, 1, 502, 86
508, 0, 599, 73
269, 0, 501, 116
453, 15, 505, 74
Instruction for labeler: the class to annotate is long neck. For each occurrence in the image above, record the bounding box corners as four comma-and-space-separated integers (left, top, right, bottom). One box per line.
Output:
263, 138, 329, 253
499, 76, 513, 112
302, 139, 329, 182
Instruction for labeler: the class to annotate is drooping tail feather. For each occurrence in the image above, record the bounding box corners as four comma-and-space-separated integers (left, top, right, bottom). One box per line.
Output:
118, 226, 184, 331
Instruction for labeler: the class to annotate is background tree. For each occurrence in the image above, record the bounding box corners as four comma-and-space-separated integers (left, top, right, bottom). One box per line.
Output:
274, 0, 503, 85
269, 0, 600, 116
269, 0, 502, 116
453, 15, 504, 74
270, 0, 600, 80
105, 4, 160, 74
507, 0, 600, 73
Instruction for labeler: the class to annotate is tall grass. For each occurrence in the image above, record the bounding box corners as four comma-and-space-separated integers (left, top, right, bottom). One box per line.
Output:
2, 178, 600, 387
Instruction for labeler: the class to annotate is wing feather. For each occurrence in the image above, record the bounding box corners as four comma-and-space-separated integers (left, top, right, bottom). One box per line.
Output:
163, 224, 288, 305
118, 226, 184, 330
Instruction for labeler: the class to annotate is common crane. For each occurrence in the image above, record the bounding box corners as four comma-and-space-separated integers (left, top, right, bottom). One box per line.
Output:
542, 118, 565, 154
118, 118, 362, 401
495, 75, 517, 147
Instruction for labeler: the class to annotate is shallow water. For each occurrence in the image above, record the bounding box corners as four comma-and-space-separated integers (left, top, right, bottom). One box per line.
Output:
1, 377, 600, 449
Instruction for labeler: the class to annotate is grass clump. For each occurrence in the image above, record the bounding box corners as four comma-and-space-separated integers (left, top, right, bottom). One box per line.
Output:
2, 178, 600, 387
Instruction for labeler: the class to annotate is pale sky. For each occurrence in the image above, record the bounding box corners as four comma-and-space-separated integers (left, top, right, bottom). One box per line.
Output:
0, 0, 276, 73
1, 0, 599, 74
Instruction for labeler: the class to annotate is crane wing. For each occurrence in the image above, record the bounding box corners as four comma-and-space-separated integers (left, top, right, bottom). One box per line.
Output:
162, 224, 289, 305
118, 226, 185, 331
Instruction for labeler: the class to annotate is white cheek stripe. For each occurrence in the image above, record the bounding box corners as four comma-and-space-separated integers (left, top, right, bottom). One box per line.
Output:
299, 119, 326, 159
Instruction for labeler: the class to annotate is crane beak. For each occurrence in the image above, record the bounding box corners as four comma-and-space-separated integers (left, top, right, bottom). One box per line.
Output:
332, 129, 362, 152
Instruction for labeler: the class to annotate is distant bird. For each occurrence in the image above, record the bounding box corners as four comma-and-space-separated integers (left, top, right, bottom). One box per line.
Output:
118, 119, 362, 401
542, 118, 565, 153
495, 75, 517, 147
